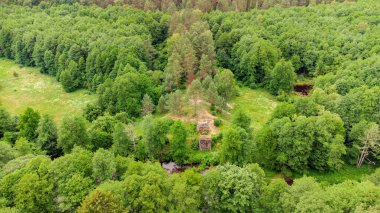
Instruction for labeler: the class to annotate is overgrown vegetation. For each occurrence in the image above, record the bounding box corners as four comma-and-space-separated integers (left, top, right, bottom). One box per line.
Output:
0, 0, 380, 212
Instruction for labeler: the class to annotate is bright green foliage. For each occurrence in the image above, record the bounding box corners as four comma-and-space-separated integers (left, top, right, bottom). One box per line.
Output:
203, 164, 265, 212
14, 137, 34, 156
269, 59, 296, 95
168, 169, 202, 213
233, 37, 280, 87
57, 174, 94, 212
221, 127, 252, 166
293, 97, 319, 117
260, 179, 288, 213
142, 116, 170, 161
77, 189, 123, 213
48, 147, 93, 185
122, 162, 169, 212
214, 69, 237, 101
337, 86, 380, 129
156, 95, 167, 114
364, 168, 380, 186
281, 177, 380, 213
14, 173, 53, 213
280, 177, 323, 212
36, 115, 61, 158
271, 102, 296, 120
232, 109, 252, 134
112, 123, 133, 157
169, 121, 188, 164
0, 141, 17, 168
18, 108, 40, 141
58, 116, 89, 153
310, 112, 346, 171
92, 148, 116, 183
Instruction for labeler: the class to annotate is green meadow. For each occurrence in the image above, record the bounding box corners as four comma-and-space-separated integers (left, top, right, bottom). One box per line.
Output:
0, 59, 96, 123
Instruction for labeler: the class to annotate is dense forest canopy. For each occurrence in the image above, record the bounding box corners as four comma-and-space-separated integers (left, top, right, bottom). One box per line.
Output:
0, 0, 380, 212
0, 0, 356, 11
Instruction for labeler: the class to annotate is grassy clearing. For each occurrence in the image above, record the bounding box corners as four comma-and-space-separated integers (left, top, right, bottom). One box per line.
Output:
297, 165, 376, 185
264, 165, 376, 185
0, 59, 96, 123
221, 87, 278, 131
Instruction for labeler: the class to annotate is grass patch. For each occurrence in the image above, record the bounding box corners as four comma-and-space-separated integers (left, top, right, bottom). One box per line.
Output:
294, 165, 376, 185
0, 59, 97, 123
221, 87, 278, 131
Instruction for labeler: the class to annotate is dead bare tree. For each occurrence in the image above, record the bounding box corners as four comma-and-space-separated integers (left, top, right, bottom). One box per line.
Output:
356, 124, 380, 168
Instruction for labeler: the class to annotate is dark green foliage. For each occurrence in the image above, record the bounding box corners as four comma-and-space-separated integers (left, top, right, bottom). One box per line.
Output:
98, 72, 155, 117
36, 115, 62, 158
142, 116, 170, 161
87, 115, 117, 151
269, 59, 296, 95
256, 112, 346, 173
83, 103, 103, 122
0, 107, 17, 139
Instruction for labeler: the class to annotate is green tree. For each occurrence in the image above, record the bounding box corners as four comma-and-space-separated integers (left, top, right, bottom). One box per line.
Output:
310, 112, 346, 171
168, 169, 202, 213
112, 122, 133, 157
36, 115, 61, 158
87, 115, 117, 151
203, 164, 265, 212
0, 107, 15, 138
18, 107, 40, 141
14, 173, 54, 213
214, 69, 237, 101
232, 109, 252, 134
356, 123, 380, 168
14, 137, 35, 156
187, 79, 202, 116
77, 189, 123, 213
142, 116, 170, 161
260, 179, 288, 213
156, 95, 167, 114
60, 60, 81, 92
221, 127, 252, 166
122, 163, 169, 212
0, 141, 17, 167
269, 59, 296, 95
141, 94, 155, 116
166, 90, 183, 115
57, 174, 94, 212
92, 148, 116, 183
58, 116, 89, 153
169, 121, 188, 164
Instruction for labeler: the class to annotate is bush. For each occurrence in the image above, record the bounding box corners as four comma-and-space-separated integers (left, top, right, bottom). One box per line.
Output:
214, 118, 222, 127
